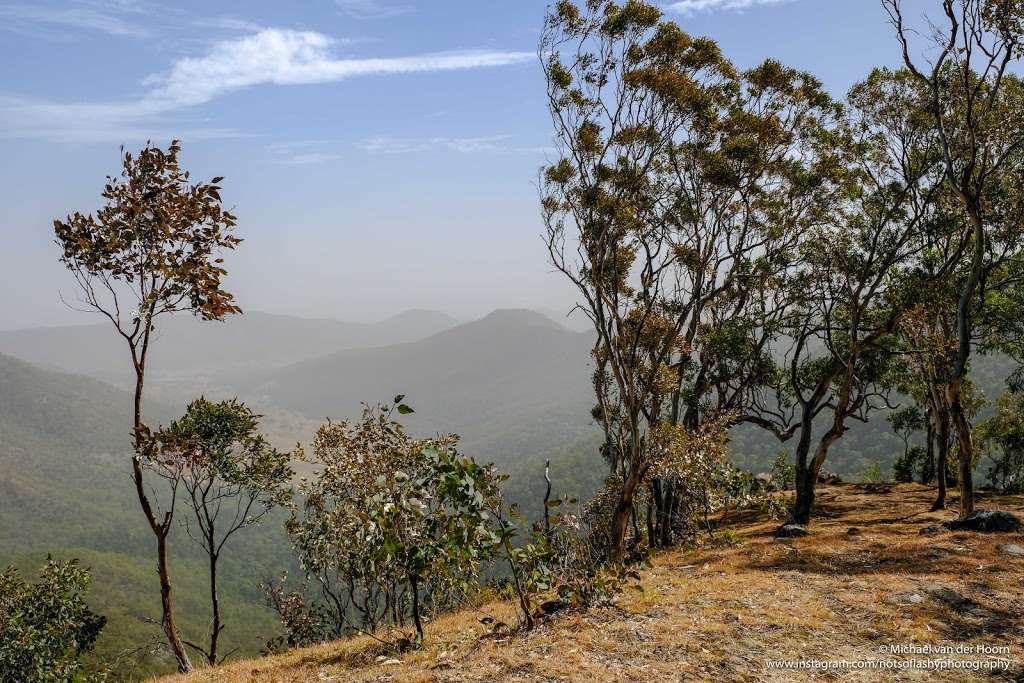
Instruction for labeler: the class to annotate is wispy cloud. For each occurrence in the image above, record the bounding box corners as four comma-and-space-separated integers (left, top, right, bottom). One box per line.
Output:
0, 95, 239, 143
0, 1, 150, 38
335, 0, 413, 19
142, 30, 531, 107
273, 152, 341, 165
0, 28, 533, 142
665, 0, 793, 14
266, 140, 341, 165
358, 135, 512, 154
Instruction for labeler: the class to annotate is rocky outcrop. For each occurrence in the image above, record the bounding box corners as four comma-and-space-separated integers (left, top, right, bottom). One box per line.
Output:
941, 509, 1022, 533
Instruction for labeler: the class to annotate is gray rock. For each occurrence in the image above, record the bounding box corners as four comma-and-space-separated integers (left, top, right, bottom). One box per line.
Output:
885, 592, 924, 605
941, 509, 1022, 533
776, 524, 808, 538
817, 470, 843, 485
924, 584, 971, 608
999, 544, 1024, 557
919, 525, 949, 535
846, 527, 863, 536
753, 472, 777, 492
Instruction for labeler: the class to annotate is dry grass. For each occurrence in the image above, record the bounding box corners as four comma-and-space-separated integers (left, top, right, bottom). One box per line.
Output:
159, 484, 1024, 682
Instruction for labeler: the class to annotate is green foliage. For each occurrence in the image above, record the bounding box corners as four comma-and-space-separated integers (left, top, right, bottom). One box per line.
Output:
771, 451, 795, 492
858, 459, 885, 484
976, 389, 1024, 493
893, 445, 927, 483
162, 398, 294, 510
146, 397, 294, 664
489, 496, 643, 632
0, 559, 107, 683
281, 401, 504, 649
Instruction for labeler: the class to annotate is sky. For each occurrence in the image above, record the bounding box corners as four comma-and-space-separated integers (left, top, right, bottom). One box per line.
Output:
0, 0, 908, 330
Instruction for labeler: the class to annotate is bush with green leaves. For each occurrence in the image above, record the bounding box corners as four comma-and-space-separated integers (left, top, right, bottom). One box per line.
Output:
583, 417, 779, 553
0, 559, 106, 683
893, 445, 927, 483
772, 451, 796, 492
977, 390, 1024, 493
488, 495, 643, 632
281, 400, 504, 649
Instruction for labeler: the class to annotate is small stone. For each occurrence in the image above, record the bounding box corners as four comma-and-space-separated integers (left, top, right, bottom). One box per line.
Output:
381, 659, 402, 666
919, 525, 949, 535
846, 527, 862, 536
999, 543, 1024, 556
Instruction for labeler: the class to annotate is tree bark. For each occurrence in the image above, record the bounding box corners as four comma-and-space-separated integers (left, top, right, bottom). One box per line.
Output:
610, 472, 640, 562
931, 399, 950, 511
921, 406, 936, 485
208, 550, 221, 665
949, 391, 975, 516
132, 335, 192, 673
410, 571, 424, 646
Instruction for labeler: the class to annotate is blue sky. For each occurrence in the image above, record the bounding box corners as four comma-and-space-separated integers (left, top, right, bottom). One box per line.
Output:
0, 0, 903, 329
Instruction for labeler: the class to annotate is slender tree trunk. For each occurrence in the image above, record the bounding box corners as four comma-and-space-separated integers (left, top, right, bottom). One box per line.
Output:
156, 529, 191, 671
648, 480, 661, 546
610, 423, 643, 562
208, 550, 221, 665
410, 571, 423, 646
132, 345, 192, 673
949, 391, 975, 516
946, 208, 986, 518
931, 401, 950, 511
921, 407, 936, 485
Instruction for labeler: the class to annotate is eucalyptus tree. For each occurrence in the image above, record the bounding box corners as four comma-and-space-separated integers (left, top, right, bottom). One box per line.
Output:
540, 0, 848, 556
884, 0, 1024, 516
152, 398, 293, 666
53, 141, 241, 673
733, 68, 951, 525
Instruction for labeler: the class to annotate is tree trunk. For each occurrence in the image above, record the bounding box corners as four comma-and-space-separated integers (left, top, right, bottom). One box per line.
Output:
410, 571, 424, 647
921, 407, 936, 485
931, 402, 950, 511
132, 342, 192, 673
659, 484, 674, 548
609, 473, 640, 562
208, 551, 221, 665
949, 394, 975, 516
945, 207, 985, 518
157, 530, 191, 672
792, 467, 818, 526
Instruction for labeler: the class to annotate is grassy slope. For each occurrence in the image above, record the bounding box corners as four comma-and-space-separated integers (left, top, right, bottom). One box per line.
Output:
159, 484, 1024, 683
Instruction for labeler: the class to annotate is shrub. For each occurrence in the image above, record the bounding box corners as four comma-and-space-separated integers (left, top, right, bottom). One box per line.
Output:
0, 559, 106, 683
281, 400, 504, 649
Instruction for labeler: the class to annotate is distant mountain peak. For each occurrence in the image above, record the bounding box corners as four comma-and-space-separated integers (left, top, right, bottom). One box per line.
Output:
379, 309, 459, 325
475, 309, 567, 329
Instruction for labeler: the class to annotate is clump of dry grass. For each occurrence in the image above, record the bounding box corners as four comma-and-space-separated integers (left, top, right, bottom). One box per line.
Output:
159, 484, 1024, 683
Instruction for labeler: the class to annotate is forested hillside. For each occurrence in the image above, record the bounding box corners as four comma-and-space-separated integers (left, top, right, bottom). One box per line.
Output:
0, 353, 289, 678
